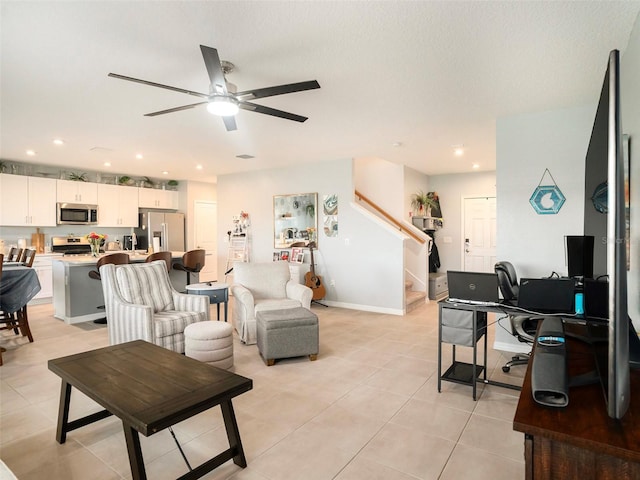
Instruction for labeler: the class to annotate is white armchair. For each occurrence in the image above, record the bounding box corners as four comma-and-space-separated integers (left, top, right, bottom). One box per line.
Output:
230, 261, 312, 344
100, 260, 210, 353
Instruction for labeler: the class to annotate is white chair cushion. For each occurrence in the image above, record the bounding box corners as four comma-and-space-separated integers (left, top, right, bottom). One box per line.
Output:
154, 310, 205, 338
233, 261, 290, 299
116, 262, 174, 313
254, 298, 302, 312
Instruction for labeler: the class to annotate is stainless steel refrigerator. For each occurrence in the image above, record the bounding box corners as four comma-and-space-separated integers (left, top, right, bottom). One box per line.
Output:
135, 210, 185, 252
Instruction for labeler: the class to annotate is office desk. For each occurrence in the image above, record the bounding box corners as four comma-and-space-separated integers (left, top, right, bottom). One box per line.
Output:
49, 340, 253, 480
513, 324, 640, 479
438, 300, 522, 399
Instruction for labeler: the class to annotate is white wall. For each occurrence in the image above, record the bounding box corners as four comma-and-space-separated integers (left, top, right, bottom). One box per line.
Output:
217, 158, 406, 313
354, 157, 405, 218
427, 172, 497, 274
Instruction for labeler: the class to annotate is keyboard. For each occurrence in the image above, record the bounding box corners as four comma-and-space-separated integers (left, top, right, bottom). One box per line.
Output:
447, 298, 498, 306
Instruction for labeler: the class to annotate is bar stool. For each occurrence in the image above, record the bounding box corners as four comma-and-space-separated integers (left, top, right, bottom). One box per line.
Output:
173, 249, 205, 286
89, 253, 130, 324
146, 251, 173, 273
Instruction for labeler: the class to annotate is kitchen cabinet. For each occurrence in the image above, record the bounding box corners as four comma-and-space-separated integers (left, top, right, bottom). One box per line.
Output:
30, 254, 61, 303
138, 188, 179, 209
97, 184, 139, 227
0, 174, 57, 226
56, 179, 98, 204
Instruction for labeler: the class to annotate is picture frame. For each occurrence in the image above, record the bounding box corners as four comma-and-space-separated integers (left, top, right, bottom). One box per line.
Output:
294, 252, 305, 264
273, 252, 281, 261
280, 251, 290, 262
290, 247, 302, 262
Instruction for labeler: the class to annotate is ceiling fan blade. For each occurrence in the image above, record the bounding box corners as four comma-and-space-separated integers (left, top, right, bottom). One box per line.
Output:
235, 80, 320, 100
200, 45, 228, 95
222, 116, 237, 131
108, 73, 209, 99
239, 101, 308, 122
144, 102, 208, 117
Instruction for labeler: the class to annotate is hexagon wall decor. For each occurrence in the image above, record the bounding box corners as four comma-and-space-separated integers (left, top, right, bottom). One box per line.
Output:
530, 185, 566, 214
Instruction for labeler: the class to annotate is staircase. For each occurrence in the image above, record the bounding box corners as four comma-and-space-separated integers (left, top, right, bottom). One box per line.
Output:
405, 280, 427, 312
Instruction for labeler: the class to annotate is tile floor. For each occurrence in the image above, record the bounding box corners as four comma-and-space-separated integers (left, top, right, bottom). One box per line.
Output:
0, 301, 526, 479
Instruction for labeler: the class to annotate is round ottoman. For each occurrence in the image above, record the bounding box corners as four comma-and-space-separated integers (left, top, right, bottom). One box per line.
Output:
184, 321, 234, 370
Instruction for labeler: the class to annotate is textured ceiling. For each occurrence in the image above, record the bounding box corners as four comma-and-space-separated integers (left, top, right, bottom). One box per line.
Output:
1, 1, 639, 184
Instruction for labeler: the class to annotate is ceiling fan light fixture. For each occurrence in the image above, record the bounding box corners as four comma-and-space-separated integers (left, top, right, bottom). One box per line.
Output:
207, 96, 239, 116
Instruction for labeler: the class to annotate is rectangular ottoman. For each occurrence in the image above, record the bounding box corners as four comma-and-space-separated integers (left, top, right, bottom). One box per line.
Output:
256, 307, 319, 366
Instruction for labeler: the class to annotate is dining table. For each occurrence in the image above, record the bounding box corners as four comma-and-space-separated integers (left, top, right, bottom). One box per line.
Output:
0, 265, 41, 314
0, 265, 41, 362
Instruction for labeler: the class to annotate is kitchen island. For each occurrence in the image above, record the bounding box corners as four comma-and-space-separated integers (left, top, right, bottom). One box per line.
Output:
52, 251, 194, 324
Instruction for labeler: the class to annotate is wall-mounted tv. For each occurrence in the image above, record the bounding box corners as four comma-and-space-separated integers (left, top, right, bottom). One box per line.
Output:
583, 49, 640, 420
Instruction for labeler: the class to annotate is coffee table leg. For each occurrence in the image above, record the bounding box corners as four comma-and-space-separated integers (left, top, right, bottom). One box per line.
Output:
220, 400, 247, 467
55, 380, 72, 444
123, 423, 147, 480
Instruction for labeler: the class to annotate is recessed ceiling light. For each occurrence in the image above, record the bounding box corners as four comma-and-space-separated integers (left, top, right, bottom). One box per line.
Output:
453, 145, 465, 156
162, 171, 169, 175
26, 150, 36, 156
136, 153, 143, 159
196, 164, 203, 170
392, 142, 403, 147
472, 164, 479, 169
104, 162, 111, 167
53, 139, 64, 146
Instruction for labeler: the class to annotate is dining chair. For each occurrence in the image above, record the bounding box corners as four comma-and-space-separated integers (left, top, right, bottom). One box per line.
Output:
20, 249, 36, 267
0, 259, 35, 344
146, 251, 173, 273
6, 247, 22, 262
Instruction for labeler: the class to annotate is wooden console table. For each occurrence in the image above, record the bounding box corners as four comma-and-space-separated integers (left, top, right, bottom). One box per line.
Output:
513, 324, 640, 479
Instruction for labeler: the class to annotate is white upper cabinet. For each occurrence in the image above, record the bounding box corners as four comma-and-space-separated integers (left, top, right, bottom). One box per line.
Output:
97, 184, 139, 227
57, 179, 98, 204
138, 188, 178, 210
0, 174, 57, 226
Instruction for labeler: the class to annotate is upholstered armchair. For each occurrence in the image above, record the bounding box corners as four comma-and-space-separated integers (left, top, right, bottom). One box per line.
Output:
100, 260, 210, 353
230, 261, 312, 344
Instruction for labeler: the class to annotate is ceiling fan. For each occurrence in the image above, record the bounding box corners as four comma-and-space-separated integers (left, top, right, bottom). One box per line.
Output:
108, 45, 320, 131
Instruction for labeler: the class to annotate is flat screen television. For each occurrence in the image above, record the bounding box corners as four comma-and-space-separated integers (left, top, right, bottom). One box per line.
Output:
583, 49, 640, 419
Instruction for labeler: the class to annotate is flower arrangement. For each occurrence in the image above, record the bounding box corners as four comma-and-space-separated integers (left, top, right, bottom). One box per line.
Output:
86, 232, 107, 257
306, 227, 317, 242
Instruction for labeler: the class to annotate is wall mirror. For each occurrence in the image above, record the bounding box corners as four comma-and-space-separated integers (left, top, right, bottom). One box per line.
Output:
274, 192, 318, 248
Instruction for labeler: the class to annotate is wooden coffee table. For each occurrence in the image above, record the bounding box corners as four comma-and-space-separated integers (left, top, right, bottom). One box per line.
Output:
48, 340, 252, 480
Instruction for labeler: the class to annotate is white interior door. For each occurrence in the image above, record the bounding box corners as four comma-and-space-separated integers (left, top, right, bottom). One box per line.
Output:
463, 197, 497, 272
194, 201, 217, 282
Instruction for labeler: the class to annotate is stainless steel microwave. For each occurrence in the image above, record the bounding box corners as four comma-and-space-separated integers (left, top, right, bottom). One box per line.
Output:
57, 203, 98, 225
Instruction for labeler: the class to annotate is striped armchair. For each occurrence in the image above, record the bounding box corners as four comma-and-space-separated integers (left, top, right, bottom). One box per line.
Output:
100, 260, 209, 353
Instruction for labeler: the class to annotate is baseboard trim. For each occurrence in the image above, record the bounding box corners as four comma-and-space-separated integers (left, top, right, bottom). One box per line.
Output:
315, 300, 404, 316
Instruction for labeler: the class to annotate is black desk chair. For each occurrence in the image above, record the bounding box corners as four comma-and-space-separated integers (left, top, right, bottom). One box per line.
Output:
173, 249, 205, 286
495, 261, 540, 372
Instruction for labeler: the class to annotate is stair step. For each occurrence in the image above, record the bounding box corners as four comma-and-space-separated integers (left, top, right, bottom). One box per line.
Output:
405, 290, 427, 312
405, 280, 413, 291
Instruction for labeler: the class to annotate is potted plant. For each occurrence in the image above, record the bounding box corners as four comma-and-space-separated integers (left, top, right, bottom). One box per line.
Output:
118, 175, 132, 186
411, 190, 439, 217
167, 180, 179, 190
68, 172, 88, 182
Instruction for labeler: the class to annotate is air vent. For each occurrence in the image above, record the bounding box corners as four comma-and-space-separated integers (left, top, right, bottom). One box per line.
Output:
89, 146, 114, 153
236, 154, 255, 159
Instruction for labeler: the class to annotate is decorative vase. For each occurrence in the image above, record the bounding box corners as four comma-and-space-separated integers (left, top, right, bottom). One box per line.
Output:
90, 242, 100, 257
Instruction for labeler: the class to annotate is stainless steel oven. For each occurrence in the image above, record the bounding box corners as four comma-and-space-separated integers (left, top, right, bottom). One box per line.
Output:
56, 203, 98, 225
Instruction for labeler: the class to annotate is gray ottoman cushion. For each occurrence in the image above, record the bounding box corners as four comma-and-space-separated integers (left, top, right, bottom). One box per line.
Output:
185, 321, 234, 370
256, 307, 319, 364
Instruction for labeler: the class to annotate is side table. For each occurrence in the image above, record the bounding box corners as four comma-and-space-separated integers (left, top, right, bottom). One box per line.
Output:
186, 282, 229, 322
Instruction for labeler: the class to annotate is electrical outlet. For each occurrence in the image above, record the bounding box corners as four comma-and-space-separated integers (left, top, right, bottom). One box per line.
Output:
344, 238, 350, 246
330, 279, 336, 286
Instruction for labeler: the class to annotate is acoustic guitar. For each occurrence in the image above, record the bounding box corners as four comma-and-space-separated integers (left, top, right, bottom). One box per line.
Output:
304, 242, 326, 300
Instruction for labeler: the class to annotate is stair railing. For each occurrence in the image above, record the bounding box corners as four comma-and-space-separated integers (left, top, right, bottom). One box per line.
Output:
354, 190, 426, 244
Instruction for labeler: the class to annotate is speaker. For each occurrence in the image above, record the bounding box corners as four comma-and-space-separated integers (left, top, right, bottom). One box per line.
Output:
566, 235, 594, 279
531, 317, 569, 407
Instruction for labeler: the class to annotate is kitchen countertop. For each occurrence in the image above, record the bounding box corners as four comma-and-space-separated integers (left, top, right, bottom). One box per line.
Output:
53, 251, 186, 265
